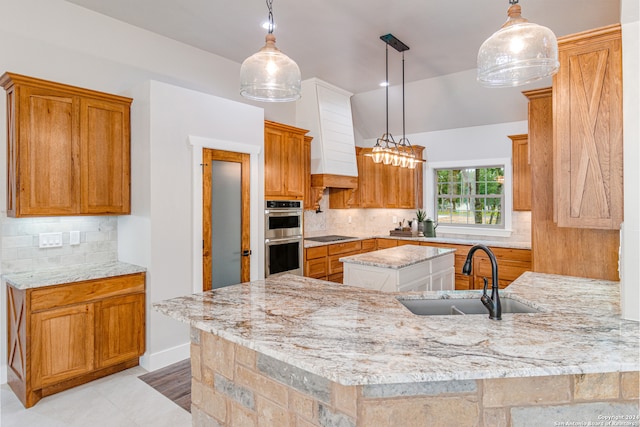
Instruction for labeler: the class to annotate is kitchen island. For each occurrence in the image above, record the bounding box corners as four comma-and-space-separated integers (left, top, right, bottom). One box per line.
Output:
155, 272, 639, 426
340, 245, 455, 292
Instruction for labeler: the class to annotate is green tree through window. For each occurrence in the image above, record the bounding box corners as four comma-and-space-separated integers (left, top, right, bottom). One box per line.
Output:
436, 166, 504, 227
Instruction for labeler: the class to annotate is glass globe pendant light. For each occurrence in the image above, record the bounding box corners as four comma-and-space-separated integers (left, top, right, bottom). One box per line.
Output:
477, 0, 559, 87
240, 0, 301, 102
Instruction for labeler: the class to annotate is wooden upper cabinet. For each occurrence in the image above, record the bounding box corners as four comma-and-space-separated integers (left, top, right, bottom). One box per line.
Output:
0, 72, 132, 217
335, 146, 424, 209
553, 24, 623, 230
264, 120, 309, 200
509, 134, 531, 211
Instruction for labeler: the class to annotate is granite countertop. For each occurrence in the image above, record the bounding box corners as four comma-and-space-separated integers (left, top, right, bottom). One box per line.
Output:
339, 245, 455, 269
303, 234, 531, 250
2, 261, 147, 290
154, 272, 639, 386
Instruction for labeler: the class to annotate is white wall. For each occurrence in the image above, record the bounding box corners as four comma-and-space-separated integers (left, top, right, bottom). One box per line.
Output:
118, 80, 263, 370
621, 0, 640, 321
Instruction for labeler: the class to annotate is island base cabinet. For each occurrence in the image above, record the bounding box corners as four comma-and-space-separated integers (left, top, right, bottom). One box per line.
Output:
6, 273, 145, 408
190, 329, 639, 427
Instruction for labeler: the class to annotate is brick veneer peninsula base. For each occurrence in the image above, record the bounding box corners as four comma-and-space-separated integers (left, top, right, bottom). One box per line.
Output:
189, 329, 639, 427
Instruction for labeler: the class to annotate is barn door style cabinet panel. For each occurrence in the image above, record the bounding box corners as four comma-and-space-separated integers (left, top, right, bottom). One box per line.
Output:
553, 24, 623, 230
0, 72, 132, 217
264, 120, 309, 200
6, 272, 145, 408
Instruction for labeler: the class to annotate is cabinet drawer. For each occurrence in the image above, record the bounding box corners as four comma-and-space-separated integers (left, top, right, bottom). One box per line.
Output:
30, 273, 145, 312
328, 241, 362, 255
305, 258, 328, 278
305, 245, 327, 260
376, 238, 397, 249
327, 272, 343, 283
329, 251, 360, 274
361, 239, 376, 253
476, 258, 530, 283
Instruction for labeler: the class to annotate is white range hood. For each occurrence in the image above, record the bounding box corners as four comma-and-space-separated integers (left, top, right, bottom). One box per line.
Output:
296, 78, 358, 191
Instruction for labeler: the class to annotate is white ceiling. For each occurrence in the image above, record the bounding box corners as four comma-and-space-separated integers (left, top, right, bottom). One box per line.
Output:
65, 0, 620, 95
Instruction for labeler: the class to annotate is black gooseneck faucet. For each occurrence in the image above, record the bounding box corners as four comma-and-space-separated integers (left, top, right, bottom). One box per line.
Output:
462, 244, 502, 320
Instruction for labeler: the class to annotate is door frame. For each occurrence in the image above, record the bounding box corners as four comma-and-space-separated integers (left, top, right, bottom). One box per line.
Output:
202, 149, 250, 290
189, 136, 263, 293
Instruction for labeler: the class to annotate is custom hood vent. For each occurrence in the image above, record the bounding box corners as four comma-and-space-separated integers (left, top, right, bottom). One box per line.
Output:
296, 78, 359, 201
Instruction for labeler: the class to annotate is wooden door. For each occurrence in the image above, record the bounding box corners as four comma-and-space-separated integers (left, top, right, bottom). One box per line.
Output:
31, 304, 95, 388
95, 294, 145, 368
17, 85, 80, 215
554, 25, 622, 229
80, 97, 131, 214
202, 149, 251, 291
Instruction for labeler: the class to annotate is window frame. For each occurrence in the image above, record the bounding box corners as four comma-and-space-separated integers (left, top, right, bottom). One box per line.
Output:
425, 158, 513, 238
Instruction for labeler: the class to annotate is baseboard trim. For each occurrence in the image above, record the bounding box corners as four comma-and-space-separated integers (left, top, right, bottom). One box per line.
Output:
140, 343, 190, 372
1, 363, 6, 384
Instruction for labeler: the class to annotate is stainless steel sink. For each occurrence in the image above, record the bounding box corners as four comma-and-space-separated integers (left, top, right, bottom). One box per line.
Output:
397, 297, 541, 316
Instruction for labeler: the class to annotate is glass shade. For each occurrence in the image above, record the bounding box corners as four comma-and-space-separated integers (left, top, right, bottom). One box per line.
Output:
240, 34, 301, 102
477, 5, 559, 87
371, 145, 384, 164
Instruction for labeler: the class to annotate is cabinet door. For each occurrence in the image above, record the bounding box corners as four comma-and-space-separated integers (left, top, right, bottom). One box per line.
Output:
80, 97, 131, 214
554, 25, 622, 229
285, 132, 305, 197
31, 304, 94, 388
359, 153, 383, 207
264, 126, 285, 197
95, 293, 145, 369
397, 165, 416, 209
510, 134, 531, 211
17, 86, 80, 216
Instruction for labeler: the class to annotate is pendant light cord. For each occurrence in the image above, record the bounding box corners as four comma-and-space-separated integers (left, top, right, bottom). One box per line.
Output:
266, 0, 274, 34
385, 43, 389, 139
402, 51, 405, 138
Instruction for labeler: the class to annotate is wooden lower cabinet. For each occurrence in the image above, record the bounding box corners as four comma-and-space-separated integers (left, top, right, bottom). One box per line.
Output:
6, 272, 145, 408
418, 241, 531, 290
304, 238, 530, 290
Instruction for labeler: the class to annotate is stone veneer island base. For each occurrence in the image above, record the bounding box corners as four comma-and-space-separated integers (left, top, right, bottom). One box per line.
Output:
155, 272, 639, 427
189, 329, 638, 427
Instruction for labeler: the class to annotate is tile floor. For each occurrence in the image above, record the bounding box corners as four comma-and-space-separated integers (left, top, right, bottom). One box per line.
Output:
0, 367, 192, 427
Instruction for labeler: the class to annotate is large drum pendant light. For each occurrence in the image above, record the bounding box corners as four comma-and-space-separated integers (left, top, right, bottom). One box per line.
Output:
477, 0, 559, 87
240, 0, 301, 102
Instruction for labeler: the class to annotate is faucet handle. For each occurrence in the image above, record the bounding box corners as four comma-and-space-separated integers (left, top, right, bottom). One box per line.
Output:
481, 277, 489, 295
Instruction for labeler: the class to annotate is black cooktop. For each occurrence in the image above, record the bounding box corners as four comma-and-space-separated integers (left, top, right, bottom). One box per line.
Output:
305, 235, 356, 243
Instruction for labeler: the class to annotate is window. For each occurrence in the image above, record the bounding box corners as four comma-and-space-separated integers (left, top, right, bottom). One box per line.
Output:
435, 166, 505, 228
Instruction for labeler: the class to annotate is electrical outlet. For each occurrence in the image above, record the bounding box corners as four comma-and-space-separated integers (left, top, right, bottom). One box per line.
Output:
70, 230, 80, 246
39, 232, 63, 248
348, 216, 352, 224
392, 216, 398, 224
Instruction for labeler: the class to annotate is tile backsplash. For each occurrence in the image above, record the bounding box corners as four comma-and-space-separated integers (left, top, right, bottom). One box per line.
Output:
304, 191, 532, 244
1, 216, 118, 275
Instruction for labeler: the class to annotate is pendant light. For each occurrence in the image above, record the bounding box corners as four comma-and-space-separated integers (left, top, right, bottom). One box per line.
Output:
477, 0, 559, 87
371, 40, 396, 165
397, 51, 421, 170
371, 34, 423, 169
240, 0, 301, 102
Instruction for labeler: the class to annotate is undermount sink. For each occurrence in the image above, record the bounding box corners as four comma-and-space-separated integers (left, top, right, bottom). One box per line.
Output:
397, 296, 541, 316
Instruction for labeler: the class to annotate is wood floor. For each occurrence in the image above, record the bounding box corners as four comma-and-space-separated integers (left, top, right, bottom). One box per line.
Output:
138, 359, 191, 412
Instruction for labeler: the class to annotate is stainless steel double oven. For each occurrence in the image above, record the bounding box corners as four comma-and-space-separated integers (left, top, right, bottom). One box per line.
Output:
264, 200, 303, 277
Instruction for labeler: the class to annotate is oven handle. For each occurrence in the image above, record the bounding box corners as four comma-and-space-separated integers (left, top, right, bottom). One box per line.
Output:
265, 236, 303, 245
265, 209, 303, 215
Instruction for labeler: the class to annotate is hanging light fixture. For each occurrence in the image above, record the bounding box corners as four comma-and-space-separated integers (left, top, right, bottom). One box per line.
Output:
371, 34, 423, 169
477, 0, 559, 87
240, 0, 301, 102
397, 50, 422, 170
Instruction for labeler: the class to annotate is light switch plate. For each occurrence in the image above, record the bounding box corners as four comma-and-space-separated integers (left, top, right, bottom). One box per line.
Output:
39, 232, 63, 248
70, 230, 80, 246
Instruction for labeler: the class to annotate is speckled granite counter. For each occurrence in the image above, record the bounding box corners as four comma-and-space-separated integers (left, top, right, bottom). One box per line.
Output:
3, 261, 147, 290
155, 271, 638, 385
304, 234, 531, 250
339, 245, 455, 269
